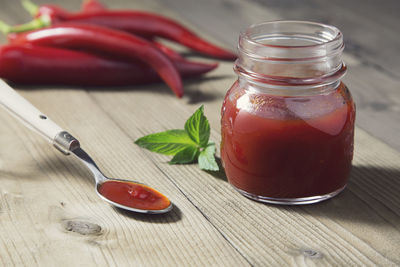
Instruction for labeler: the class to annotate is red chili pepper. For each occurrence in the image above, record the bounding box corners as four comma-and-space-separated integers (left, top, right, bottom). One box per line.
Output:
11, 23, 184, 97
81, 0, 107, 13
7, 32, 178, 63
23, 0, 236, 60
80, 1, 184, 61
152, 41, 184, 61
0, 45, 217, 86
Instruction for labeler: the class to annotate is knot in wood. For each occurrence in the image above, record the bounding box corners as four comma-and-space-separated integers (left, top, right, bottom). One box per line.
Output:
62, 220, 102, 236
302, 249, 323, 259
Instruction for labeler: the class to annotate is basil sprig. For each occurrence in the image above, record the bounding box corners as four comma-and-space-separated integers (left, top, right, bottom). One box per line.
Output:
135, 106, 219, 171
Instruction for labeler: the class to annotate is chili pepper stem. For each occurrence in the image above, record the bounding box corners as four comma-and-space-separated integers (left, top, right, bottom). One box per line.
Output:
21, 0, 39, 17
4, 15, 51, 34
0, 21, 11, 34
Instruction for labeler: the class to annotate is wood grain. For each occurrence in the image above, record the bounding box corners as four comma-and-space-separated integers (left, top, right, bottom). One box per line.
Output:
0, 0, 399, 266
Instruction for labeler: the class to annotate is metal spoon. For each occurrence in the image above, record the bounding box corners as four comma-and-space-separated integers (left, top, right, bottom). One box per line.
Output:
0, 79, 172, 214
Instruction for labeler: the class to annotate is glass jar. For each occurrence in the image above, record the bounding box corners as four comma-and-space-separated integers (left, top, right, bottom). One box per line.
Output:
221, 21, 355, 205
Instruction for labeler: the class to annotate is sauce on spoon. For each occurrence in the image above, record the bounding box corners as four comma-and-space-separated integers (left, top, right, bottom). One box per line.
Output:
98, 180, 171, 211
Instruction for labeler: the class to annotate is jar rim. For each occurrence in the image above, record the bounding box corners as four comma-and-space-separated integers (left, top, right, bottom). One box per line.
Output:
239, 20, 344, 61
236, 20, 346, 86
242, 20, 342, 49
234, 62, 347, 87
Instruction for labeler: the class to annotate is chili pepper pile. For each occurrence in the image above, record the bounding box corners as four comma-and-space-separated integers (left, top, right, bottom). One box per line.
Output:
0, 0, 236, 98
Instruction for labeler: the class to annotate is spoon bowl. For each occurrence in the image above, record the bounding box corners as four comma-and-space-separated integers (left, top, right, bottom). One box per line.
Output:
72, 146, 173, 214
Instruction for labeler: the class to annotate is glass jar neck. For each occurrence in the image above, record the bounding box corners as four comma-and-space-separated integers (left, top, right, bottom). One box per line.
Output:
235, 21, 346, 90
238, 76, 342, 96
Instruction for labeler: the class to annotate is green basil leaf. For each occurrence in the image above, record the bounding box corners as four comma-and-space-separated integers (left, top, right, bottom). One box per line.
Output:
198, 143, 219, 171
184, 105, 210, 147
134, 129, 197, 155
169, 146, 199, 165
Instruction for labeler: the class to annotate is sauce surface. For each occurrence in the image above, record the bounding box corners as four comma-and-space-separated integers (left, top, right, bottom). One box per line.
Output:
98, 180, 171, 211
221, 82, 356, 198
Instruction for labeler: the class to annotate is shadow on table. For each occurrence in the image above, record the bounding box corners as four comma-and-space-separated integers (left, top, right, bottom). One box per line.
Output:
283, 165, 400, 226
204, 157, 228, 182
203, 160, 400, 226
13, 74, 231, 104
179, 51, 237, 61
114, 203, 182, 223
183, 75, 231, 104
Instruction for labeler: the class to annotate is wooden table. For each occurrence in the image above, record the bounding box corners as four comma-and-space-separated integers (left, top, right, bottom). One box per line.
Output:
1, 0, 399, 266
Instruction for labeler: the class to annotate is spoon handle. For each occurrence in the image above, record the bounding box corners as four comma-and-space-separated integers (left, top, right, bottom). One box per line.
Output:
0, 79, 79, 154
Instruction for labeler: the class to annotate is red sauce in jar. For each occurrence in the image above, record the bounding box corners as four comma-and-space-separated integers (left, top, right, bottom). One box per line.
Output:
98, 180, 171, 211
221, 82, 355, 199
